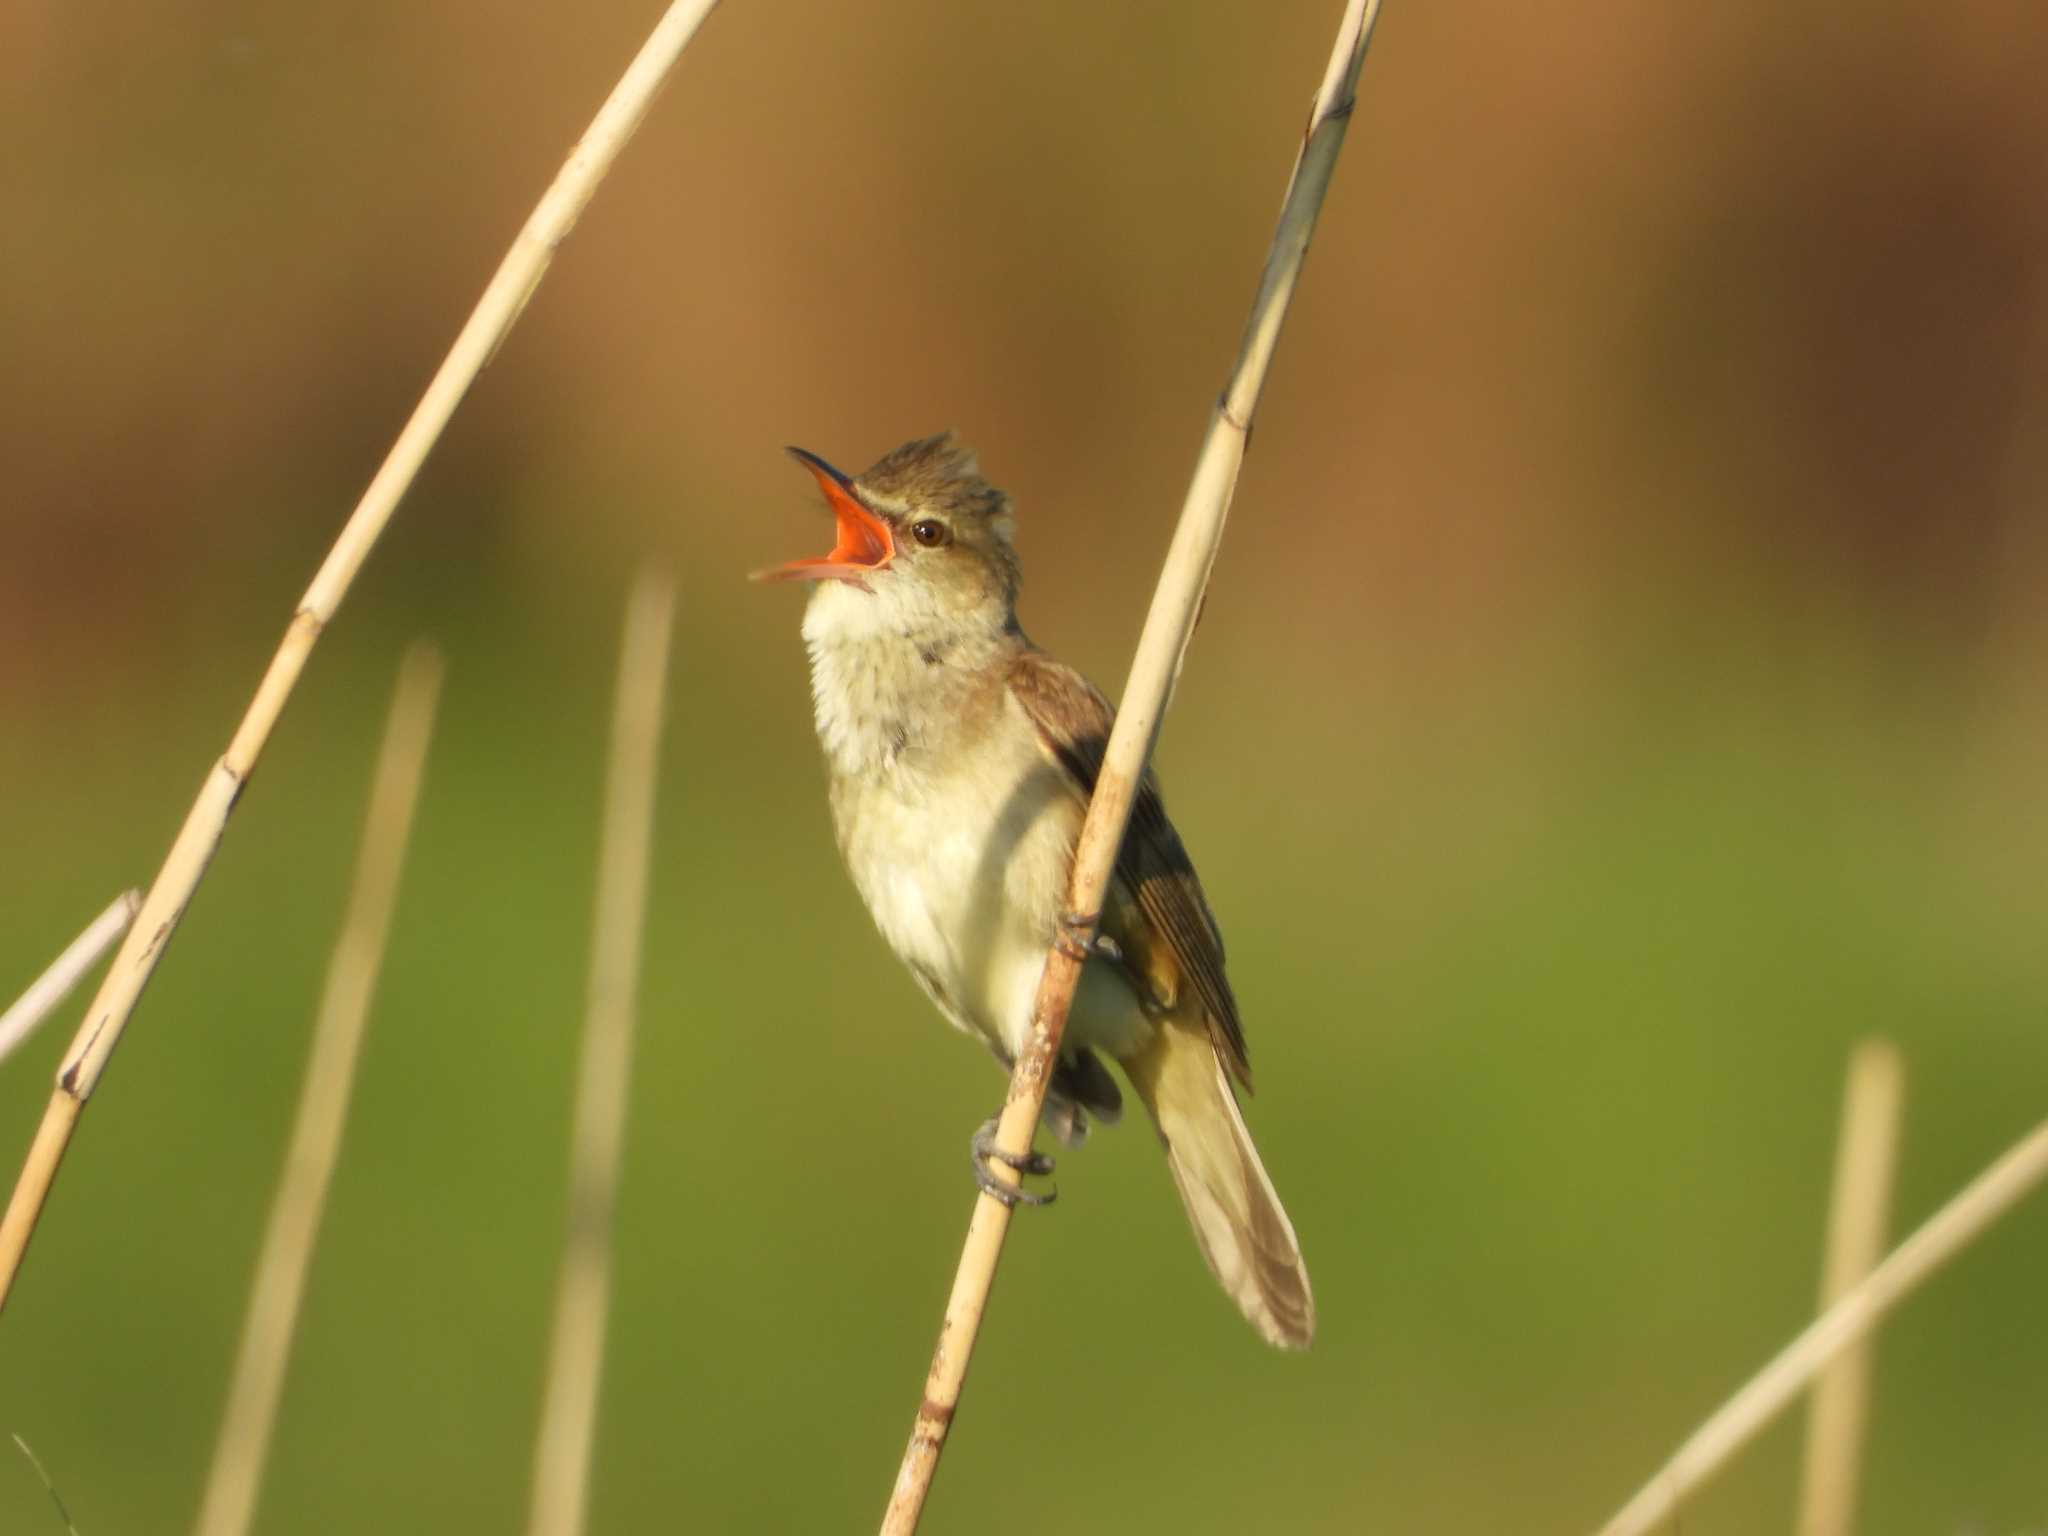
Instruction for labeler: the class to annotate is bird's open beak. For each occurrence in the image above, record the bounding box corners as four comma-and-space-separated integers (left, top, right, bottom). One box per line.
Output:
751, 447, 896, 586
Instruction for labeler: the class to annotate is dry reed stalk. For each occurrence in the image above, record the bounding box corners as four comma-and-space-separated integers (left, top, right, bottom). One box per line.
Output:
0, 0, 723, 1315
1793, 1039, 1904, 1536
1595, 1114, 2048, 1536
523, 571, 676, 1536
878, 2, 1385, 1528
191, 643, 445, 1536
0, 893, 140, 1068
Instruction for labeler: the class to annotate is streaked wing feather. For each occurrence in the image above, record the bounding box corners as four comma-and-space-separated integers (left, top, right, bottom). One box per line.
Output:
1006, 649, 1253, 1088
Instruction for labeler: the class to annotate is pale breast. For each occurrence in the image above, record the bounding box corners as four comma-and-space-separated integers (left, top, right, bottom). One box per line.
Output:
806, 607, 1154, 1065
829, 700, 1080, 1059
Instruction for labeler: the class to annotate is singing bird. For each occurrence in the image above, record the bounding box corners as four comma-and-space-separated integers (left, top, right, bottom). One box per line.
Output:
757, 433, 1313, 1350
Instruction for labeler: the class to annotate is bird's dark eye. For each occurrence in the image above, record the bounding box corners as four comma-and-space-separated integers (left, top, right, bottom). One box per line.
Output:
910, 519, 949, 548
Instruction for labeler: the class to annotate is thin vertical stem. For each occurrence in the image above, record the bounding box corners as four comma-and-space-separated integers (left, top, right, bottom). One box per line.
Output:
192, 644, 445, 1536
524, 571, 676, 1536
1594, 1116, 2048, 1536
878, 2, 1385, 1529
1794, 1040, 1904, 1536
0, 0, 722, 1316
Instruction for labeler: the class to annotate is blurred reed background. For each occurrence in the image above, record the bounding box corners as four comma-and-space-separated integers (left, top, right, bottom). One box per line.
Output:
3, 0, 2045, 1531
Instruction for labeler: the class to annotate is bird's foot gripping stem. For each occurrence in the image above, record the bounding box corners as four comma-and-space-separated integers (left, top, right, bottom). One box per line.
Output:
971, 1116, 1056, 1207
1054, 907, 1100, 961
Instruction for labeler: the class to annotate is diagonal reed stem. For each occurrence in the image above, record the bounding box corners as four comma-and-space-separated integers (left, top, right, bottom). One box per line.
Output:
0, 0, 722, 1317
877, 2, 1385, 1529
1794, 1039, 1903, 1536
192, 642, 445, 1536
0, 893, 140, 1069
1595, 1114, 2048, 1536
524, 571, 676, 1536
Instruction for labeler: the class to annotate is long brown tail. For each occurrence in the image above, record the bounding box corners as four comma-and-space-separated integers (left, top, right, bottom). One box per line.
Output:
1124, 1024, 1315, 1350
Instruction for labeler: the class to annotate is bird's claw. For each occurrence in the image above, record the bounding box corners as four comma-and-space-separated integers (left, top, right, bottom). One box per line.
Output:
1054, 907, 1099, 962
971, 1116, 1056, 1207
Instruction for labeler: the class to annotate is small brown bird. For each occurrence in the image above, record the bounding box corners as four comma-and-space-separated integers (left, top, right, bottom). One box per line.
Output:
757, 433, 1313, 1349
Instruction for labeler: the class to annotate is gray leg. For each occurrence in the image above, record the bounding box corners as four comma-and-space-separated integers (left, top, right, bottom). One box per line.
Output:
970, 1115, 1056, 1207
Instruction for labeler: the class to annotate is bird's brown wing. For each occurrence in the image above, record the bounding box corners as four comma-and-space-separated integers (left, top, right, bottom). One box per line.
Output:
1006, 647, 1252, 1089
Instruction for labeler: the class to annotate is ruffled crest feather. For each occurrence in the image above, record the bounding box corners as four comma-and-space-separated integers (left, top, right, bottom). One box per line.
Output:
856, 432, 1013, 530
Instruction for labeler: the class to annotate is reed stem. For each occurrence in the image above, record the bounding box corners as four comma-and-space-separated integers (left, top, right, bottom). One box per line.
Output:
0, 0, 723, 1316
192, 643, 445, 1536
524, 572, 676, 1536
1595, 1115, 2048, 1536
0, 893, 140, 1069
878, 2, 1385, 1527
1793, 1040, 1904, 1536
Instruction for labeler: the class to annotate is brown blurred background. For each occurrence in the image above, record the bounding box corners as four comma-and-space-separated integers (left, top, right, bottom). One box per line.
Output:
2, 1, 2045, 1531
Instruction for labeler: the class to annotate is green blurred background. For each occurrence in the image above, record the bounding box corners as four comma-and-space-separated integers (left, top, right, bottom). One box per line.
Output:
4, 0, 2045, 1530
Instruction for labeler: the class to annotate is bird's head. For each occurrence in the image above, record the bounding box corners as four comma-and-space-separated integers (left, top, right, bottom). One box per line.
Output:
754, 433, 1021, 636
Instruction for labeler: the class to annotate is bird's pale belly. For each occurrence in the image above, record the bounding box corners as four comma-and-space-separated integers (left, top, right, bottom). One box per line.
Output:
828, 753, 1152, 1066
